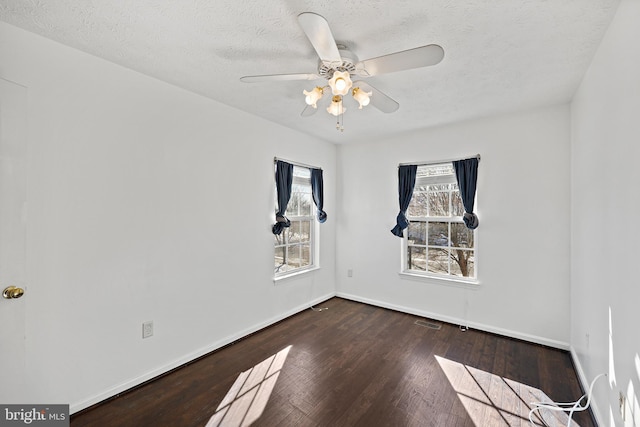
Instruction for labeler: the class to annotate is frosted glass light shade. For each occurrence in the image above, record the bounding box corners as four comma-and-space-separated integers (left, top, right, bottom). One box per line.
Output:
328, 71, 352, 96
303, 86, 324, 108
352, 87, 372, 109
327, 95, 345, 116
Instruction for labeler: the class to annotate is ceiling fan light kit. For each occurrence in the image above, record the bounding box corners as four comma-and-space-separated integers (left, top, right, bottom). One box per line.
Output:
303, 86, 324, 108
327, 70, 352, 96
327, 95, 345, 117
352, 87, 372, 109
240, 12, 444, 131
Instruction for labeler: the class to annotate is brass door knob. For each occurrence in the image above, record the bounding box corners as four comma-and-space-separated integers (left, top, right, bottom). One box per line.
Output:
2, 286, 24, 299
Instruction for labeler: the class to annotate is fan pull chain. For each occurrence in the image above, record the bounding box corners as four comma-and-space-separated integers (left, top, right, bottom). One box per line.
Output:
336, 111, 344, 132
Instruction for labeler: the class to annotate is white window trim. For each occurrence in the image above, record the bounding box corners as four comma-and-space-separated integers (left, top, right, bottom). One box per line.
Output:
273, 265, 320, 284
400, 239, 480, 287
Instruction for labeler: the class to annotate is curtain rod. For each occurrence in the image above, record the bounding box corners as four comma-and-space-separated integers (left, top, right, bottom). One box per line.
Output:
274, 157, 322, 171
399, 154, 481, 167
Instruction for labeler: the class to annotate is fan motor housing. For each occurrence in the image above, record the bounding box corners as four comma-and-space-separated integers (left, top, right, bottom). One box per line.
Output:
318, 45, 359, 79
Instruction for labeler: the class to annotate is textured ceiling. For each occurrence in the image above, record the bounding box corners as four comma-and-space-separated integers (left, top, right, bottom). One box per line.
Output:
0, 0, 620, 144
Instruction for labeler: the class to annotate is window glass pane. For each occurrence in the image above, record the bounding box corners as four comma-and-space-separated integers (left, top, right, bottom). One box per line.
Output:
293, 166, 310, 179
275, 246, 286, 272
430, 184, 449, 192
428, 248, 450, 275
450, 249, 474, 277
286, 193, 296, 215
408, 247, 426, 271
300, 192, 312, 216
428, 191, 450, 216
452, 189, 465, 216
417, 163, 454, 178
299, 244, 311, 268
408, 190, 428, 217
288, 184, 312, 217
274, 231, 286, 246
286, 245, 301, 270
288, 188, 302, 215
451, 223, 474, 249
428, 222, 449, 246
289, 222, 301, 243
284, 244, 311, 270
408, 221, 426, 245
299, 221, 311, 243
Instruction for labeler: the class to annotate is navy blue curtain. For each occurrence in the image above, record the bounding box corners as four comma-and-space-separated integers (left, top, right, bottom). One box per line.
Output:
391, 165, 418, 237
453, 157, 479, 229
311, 168, 327, 223
272, 161, 294, 235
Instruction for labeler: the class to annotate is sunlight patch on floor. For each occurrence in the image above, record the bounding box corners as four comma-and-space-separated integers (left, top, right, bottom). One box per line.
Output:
435, 355, 581, 427
205, 345, 292, 427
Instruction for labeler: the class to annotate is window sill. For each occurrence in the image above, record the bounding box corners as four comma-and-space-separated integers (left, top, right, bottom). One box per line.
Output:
399, 271, 480, 289
273, 266, 320, 284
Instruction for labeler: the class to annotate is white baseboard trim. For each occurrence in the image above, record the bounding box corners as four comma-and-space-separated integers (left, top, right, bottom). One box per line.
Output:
569, 345, 605, 427
336, 292, 571, 350
70, 292, 336, 414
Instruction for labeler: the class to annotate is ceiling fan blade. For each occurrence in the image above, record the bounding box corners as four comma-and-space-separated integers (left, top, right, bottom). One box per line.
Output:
297, 12, 342, 64
353, 81, 399, 113
301, 105, 318, 117
358, 44, 444, 77
240, 73, 320, 83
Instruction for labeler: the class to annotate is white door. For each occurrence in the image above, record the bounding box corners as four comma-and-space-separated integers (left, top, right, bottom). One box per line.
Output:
0, 78, 28, 402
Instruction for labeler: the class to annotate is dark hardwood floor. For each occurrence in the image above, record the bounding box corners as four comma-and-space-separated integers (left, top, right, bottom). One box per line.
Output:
71, 298, 595, 427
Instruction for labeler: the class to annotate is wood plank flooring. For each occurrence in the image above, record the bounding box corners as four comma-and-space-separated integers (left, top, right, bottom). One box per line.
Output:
71, 298, 596, 427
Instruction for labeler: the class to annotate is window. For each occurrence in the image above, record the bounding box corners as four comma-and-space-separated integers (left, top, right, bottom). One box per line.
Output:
274, 166, 315, 276
403, 163, 476, 280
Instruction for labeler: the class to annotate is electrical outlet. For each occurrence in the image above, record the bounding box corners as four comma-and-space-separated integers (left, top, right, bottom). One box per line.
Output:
347, 269, 353, 277
142, 321, 153, 339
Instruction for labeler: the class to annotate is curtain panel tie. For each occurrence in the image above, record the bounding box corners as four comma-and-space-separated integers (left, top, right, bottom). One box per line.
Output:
272, 214, 291, 235
391, 212, 410, 237
463, 212, 479, 229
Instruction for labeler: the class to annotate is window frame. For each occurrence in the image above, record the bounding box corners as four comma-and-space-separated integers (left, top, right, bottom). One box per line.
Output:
400, 163, 479, 285
273, 165, 319, 281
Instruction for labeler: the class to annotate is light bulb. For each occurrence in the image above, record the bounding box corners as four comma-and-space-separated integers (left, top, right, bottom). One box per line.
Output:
328, 70, 352, 96
352, 87, 372, 109
303, 86, 323, 108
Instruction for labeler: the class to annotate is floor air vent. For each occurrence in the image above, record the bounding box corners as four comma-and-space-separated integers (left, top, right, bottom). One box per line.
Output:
415, 319, 442, 330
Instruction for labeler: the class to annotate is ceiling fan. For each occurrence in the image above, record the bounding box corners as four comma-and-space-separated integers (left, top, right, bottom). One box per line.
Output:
240, 12, 444, 131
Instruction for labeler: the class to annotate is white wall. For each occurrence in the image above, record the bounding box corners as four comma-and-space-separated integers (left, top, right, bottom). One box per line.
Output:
0, 22, 336, 412
336, 105, 572, 347
4, 1, 636, 417
571, 0, 640, 425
